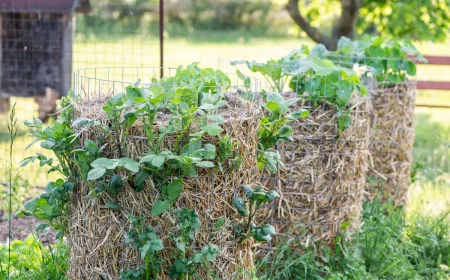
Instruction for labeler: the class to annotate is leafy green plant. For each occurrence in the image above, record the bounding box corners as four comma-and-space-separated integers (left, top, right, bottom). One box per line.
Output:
0, 235, 69, 280
257, 92, 309, 172
231, 46, 309, 93
121, 215, 164, 280
330, 36, 427, 85
288, 57, 367, 135
233, 185, 279, 243
169, 208, 219, 279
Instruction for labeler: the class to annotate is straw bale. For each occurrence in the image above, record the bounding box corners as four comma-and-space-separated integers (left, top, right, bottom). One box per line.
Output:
67, 95, 260, 280
258, 95, 370, 246
368, 81, 416, 204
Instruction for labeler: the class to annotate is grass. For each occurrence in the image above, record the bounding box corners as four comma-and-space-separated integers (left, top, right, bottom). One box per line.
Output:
256, 198, 450, 280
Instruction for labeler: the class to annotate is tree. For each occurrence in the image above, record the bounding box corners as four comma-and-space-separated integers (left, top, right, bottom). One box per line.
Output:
286, 0, 450, 50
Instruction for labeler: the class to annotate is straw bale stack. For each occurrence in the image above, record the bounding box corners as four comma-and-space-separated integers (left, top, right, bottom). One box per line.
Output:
368, 81, 417, 204
259, 94, 370, 246
67, 95, 260, 279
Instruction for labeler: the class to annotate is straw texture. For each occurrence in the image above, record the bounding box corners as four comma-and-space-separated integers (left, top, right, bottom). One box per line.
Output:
259, 94, 371, 246
368, 81, 417, 204
67, 96, 260, 279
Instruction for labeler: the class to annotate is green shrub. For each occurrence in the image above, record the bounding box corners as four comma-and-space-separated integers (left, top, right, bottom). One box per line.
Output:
0, 235, 69, 279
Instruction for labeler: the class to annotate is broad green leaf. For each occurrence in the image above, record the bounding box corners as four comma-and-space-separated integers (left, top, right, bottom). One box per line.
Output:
265, 102, 279, 113
310, 59, 335, 76
232, 197, 248, 217
288, 109, 309, 120
215, 218, 225, 230
167, 179, 183, 201
120, 158, 140, 172
196, 161, 215, 168
152, 155, 165, 167
242, 185, 253, 198
106, 201, 121, 211
134, 170, 150, 189
176, 241, 186, 253
91, 158, 119, 169
151, 200, 170, 216
262, 224, 276, 236
24, 197, 39, 211
150, 239, 164, 251
140, 153, 156, 163
199, 103, 216, 110
126, 86, 142, 102
266, 93, 285, 106
40, 139, 56, 149
203, 124, 223, 136
87, 167, 107, 180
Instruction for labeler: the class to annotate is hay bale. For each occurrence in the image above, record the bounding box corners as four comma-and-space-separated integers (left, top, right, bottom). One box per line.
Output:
258, 95, 370, 246
68, 95, 260, 280
368, 81, 416, 204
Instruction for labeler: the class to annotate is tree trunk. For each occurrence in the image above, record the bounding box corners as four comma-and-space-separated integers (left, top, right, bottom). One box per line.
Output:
286, 0, 362, 51
331, 0, 362, 47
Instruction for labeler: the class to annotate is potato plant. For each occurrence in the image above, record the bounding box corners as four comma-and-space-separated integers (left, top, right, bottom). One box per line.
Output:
234, 47, 368, 136
328, 36, 427, 85
17, 63, 299, 278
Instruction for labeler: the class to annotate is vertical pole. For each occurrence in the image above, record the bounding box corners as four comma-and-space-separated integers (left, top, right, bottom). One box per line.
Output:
159, 0, 164, 78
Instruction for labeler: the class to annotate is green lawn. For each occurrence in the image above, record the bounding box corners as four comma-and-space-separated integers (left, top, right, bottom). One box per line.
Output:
1, 37, 449, 215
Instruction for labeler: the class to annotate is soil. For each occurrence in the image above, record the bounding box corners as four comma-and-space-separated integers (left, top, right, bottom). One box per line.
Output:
0, 212, 56, 244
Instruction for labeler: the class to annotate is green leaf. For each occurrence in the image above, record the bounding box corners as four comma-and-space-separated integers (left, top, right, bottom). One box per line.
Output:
232, 197, 248, 217
265, 102, 279, 113
262, 224, 276, 236
123, 112, 138, 127
140, 153, 156, 163
15, 210, 30, 217
40, 139, 56, 149
24, 197, 39, 211
266, 190, 280, 201
242, 185, 253, 198
196, 161, 215, 168
150, 239, 164, 251
310, 59, 335, 76
151, 200, 170, 216
203, 124, 223, 136
35, 223, 47, 231
266, 93, 285, 106
87, 167, 107, 180
176, 241, 186, 253
167, 179, 183, 201
151, 155, 165, 167
120, 158, 140, 172
126, 86, 142, 102
288, 109, 309, 120
215, 218, 225, 230
109, 175, 123, 195
91, 158, 119, 169
105, 202, 121, 211
199, 103, 216, 110
134, 171, 150, 191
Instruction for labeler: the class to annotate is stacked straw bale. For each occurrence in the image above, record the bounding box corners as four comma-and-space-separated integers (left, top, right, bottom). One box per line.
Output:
259, 94, 370, 246
368, 81, 417, 204
68, 96, 260, 279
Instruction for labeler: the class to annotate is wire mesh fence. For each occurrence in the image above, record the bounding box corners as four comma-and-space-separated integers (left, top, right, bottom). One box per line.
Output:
68, 66, 262, 279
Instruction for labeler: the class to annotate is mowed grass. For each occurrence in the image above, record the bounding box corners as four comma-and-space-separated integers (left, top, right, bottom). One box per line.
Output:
0, 37, 449, 214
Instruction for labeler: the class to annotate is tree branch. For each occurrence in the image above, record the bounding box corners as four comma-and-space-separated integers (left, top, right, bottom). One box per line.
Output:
285, 0, 333, 49
332, 0, 362, 43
